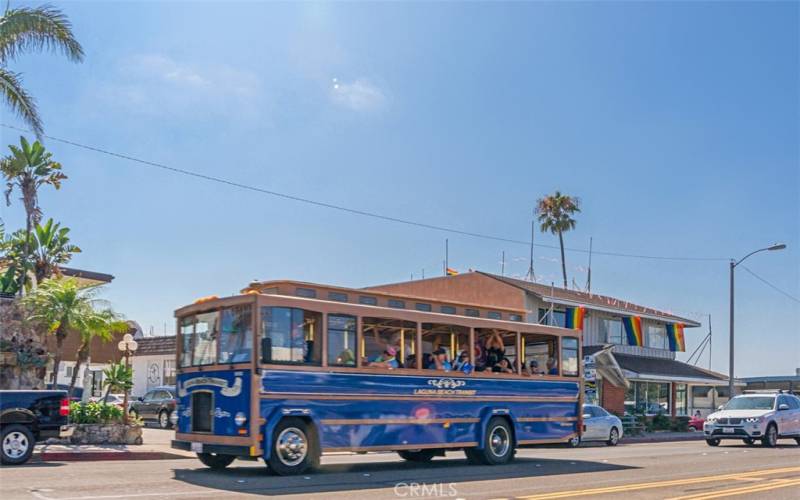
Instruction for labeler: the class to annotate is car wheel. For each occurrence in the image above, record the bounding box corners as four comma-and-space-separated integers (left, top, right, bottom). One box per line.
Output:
158, 410, 171, 429
197, 452, 235, 470
398, 449, 437, 462
705, 438, 721, 447
267, 418, 319, 476
742, 438, 755, 446
761, 424, 778, 448
465, 417, 515, 465
606, 427, 620, 446
567, 436, 581, 448
1, 424, 35, 465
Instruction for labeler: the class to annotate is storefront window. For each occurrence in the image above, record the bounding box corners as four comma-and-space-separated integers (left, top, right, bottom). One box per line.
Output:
538, 308, 566, 327
163, 359, 176, 385
676, 384, 687, 416
624, 381, 671, 414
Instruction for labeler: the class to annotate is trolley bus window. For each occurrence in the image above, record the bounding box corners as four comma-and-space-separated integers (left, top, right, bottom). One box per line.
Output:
261, 307, 322, 365
328, 315, 356, 366
179, 317, 194, 367
562, 337, 579, 377
193, 312, 219, 366
218, 305, 252, 363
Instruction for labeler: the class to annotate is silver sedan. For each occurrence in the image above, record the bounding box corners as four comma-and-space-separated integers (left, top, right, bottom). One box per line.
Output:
569, 404, 624, 447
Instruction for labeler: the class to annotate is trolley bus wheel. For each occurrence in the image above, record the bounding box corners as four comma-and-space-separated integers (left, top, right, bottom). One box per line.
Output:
267, 417, 319, 476
398, 449, 437, 462
465, 417, 515, 466
197, 452, 235, 470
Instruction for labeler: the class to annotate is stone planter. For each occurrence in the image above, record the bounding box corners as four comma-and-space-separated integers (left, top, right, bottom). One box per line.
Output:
67, 423, 143, 445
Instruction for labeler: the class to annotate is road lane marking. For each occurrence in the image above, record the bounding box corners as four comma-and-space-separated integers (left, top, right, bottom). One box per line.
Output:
667, 478, 800, 500
516, 466, 800, 499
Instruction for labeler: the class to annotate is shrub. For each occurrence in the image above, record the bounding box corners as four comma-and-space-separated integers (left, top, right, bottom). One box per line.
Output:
69, 402, 123, 424
650, 412, 671, 431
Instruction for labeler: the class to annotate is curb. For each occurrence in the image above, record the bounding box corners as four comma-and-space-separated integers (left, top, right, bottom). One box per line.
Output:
624, 434, 706, 444
38, 451, 192, 462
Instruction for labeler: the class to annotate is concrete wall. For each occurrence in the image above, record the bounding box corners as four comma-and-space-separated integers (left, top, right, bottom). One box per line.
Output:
131, 354, 172, 397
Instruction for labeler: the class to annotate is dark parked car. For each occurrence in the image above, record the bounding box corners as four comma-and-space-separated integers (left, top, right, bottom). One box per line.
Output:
128, 386, 176, 429
0, 390, 74, 465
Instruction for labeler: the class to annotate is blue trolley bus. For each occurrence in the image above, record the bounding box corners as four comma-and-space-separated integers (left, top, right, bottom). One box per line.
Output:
171, 280, 583, 475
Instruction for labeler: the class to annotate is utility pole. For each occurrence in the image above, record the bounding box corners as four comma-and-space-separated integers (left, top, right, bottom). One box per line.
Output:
586, 237, 593, 293
526, 216, 536, 282
501, 251, 505, 276
444, 239, 449, 276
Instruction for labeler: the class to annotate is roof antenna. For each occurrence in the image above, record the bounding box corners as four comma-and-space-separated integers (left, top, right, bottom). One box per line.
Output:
526, 211, 536, 282
501, 251, 505, 276
586, 236, 593, 293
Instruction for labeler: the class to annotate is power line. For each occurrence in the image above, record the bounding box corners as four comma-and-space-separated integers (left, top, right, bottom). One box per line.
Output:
1, 123, 731, 262
740, 265, 800, 304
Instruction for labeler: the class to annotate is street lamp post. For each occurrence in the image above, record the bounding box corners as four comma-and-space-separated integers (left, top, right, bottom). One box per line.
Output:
728, 243, 786, 399
118, 333, 138, 425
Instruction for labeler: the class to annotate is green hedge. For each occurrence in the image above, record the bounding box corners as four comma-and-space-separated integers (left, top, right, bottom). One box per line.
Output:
69, 402, 123, 424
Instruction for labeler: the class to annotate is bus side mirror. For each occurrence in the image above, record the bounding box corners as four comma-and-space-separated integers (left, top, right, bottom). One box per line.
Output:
261, 337, 272, 364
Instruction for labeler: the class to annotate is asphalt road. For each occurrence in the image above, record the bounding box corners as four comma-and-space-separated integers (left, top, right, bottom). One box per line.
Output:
2, 439, 799, 499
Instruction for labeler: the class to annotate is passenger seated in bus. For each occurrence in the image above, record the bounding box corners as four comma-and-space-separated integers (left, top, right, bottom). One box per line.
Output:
546, 357, 559, 375
523, 359, 544, 376
484, 331, 505, 369
429, 348, 452, 371
368, 347, 399, 369
453, 351, 469, 371
336, 348, 355, 366
421, 352, 435, 369
492, 357, 514, 374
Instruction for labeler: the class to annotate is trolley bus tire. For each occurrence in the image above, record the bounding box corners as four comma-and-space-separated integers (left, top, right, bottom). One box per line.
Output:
267, 417, 319, 476
466, 417, 515, 466
197, 452, 235, 470
398, 449, 437, 462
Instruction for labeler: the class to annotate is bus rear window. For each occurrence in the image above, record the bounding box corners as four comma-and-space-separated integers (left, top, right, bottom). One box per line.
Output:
219, 305, 252, 363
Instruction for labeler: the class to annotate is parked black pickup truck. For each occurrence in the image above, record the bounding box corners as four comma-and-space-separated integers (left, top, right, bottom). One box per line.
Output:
0, 390, 73, 465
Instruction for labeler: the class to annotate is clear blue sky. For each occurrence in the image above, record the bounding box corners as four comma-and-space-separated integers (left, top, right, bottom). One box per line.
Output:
2, 2, 798, 376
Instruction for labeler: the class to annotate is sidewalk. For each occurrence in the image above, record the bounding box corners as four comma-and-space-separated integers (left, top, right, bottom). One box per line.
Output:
623, 431, 706, 443
35, 427, 194, 462
36, 442, 194, 461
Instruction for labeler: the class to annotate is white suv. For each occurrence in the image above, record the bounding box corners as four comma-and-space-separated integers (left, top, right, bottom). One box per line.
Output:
704, 392, 800, 447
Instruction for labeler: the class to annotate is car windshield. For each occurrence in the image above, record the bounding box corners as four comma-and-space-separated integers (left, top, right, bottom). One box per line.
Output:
724, 396, 775, 410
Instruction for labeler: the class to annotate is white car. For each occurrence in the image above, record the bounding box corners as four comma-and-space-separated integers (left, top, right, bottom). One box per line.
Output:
569, 404, 623, 447
703, 392, 800, 447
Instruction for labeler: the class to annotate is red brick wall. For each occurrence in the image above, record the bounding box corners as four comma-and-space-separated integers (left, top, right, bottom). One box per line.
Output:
601, 379, 626, 416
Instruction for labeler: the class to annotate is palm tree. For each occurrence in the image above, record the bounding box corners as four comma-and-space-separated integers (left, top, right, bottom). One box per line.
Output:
2, 137, 67, 293
67, 310, 128, 399
536, 191, 581, 288
21, 278, 119, 389
1, 3, 84, 137
6, 218, 80, 288
102, 361, 133, 401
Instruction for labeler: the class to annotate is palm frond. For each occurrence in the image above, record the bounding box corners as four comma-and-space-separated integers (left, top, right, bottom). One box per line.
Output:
0, 67, 42, 137
0, 5, 84, 64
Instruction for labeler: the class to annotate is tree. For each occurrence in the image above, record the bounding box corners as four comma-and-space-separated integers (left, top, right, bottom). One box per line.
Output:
536, 191, 581, 288
0, 3, 84, 137
2, 137, 68, 293
67, 310, 128, 399
21, 278, 117, 389
102, 361, 133, 401
5, 218, 80, 289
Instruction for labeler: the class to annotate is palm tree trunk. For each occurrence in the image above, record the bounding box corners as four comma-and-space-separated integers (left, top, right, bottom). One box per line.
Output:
558, 230, 568, 288
51, 331, 64, 389
67, 343, 89, 399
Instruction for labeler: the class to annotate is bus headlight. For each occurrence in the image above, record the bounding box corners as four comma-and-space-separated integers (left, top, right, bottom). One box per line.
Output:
234, 412, 247, 427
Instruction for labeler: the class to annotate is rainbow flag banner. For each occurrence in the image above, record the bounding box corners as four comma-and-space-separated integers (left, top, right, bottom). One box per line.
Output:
666, 323, 686, 352
564, 306, 586, 330
622, 316, 644, 346
446, 268, 458, 276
